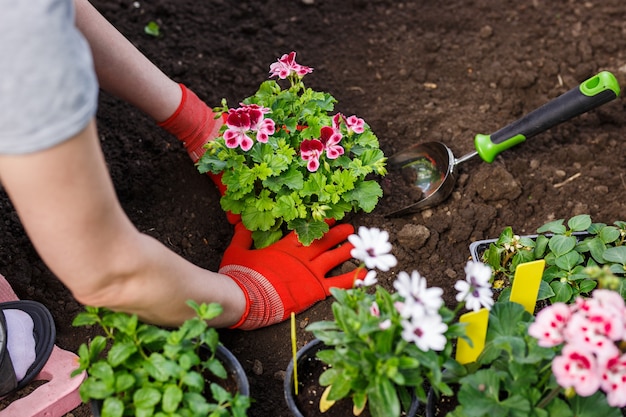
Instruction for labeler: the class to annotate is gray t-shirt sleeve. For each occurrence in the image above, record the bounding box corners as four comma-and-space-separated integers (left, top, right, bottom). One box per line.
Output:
0, 0, 99, 154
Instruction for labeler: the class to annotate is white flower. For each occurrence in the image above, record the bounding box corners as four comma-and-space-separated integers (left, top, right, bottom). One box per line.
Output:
348, 226, 397, 271
393, 270, 443, 318
455, 261, 494, 312
354, 270, 378, 288
464, 260, 492, 287
379, 319, 392, 330
401, 313, 448, 352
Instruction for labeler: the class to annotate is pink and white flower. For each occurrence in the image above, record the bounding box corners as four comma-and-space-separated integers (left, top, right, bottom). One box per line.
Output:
528, 302, 571, 347
318, 126, 344, 159
269, 51, 313, 79
223, 105, 275, 151
300, 139, 324, 172
600, 352, 626, 408
224, 108, 254, 151
552, 343, 603, 397
369, 301, 380, 317
346, 115, 365, 133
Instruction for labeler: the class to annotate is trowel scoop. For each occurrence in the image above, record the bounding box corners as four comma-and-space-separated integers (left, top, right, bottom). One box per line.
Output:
386, 71, 620, 217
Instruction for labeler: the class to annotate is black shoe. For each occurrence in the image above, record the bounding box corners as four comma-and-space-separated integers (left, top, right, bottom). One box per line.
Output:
0, 301, 55, 396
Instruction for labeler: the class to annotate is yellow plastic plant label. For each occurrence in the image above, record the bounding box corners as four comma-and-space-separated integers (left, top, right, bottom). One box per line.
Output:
455, 308, 489, 365
509, 260, 545, 314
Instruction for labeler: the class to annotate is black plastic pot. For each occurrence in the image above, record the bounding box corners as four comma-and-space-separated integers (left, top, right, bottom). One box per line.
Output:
469, 231, 592, 261
425, 385, 454, 417
91, 343, 249, 416
284, 338, 420, 417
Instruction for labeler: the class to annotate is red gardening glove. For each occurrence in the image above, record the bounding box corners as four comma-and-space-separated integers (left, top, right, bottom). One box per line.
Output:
158, 83, 240, 224
220, 221, 365, 330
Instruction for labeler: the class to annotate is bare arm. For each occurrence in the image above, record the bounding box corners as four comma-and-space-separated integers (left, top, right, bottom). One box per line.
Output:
0, 120, 245, 327
74, 0, 181, 122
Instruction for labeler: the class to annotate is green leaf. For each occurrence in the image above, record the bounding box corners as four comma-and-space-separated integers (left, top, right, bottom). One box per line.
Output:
486, 302, 530, 340
72, 310, 101, 327
290, 218, 329, 246
567, 214, 592, 231
102, 311, 138, 336
79, 375, 115, 400
578, 278, 597, 295
88, 335, 108, 363
537, 219, 566, 234
367, 378, 400, 417
101, 397, 124, 417
568, 391, 621, 417
318, 367, 340, 386
242, 204, 277, 232
543, 396, 574, 417
114, 372, 135, 393
209, 382, 231, 403
107, 341, 137, 367
145, 353, 179, 381
144, 21, 161, 37
182, 371, 205, 392
343, 180, 383, 212
548, 235, 577, 257
162, 384, 183, 413
183, 392, 211, 416
554, 250, 582, 271
264, 165, 303, 191
251, 229, 283, 248
457, 369, 507, 417
205, 357, 228, 380
273, 195, 300, 222
536, 280, 556, 300
586, 237, 608, 264
133, 387, 161, 409
603, 246, 626, 265
534, 235, 549, 258
550, 280, 574, 303
599, 225, 620, 244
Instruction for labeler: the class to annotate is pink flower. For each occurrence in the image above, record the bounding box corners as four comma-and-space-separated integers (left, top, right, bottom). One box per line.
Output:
255, 118, 275, 143
318, 126, 344, 159
223, 105, 275, 150
269, 51, 313, 79
300, 139, 324, 172
528, 302, 571, 347
369, 301, 380, 317
601, 352, 626, 408
346, 115, 365, 133
552, 343, 602, 397
224, 109, 254, 151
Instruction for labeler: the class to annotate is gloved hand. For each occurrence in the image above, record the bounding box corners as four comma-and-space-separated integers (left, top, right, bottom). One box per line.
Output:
158, 84, 240, 224
220, 221, 364, 330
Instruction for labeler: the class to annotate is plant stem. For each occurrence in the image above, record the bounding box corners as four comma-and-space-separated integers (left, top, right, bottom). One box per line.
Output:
536, 386, 562, 409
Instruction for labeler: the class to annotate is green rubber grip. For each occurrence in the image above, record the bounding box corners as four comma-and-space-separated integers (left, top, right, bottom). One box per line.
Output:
475, 71, 620, 163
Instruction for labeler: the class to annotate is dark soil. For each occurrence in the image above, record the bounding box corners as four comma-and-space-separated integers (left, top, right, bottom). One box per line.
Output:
1, 0, 625, 416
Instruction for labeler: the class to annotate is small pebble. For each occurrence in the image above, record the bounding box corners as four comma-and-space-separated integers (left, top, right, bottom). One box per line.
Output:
252, 359, 263, 375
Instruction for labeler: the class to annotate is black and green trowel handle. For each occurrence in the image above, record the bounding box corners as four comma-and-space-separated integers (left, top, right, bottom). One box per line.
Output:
474, 71, 620, 163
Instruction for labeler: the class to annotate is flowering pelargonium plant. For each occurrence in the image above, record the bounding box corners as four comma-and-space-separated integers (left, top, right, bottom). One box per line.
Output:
198, 52, 387, 248
305, 226, 494, 417
530, 288, 626, 409
446, 267, 622, 417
